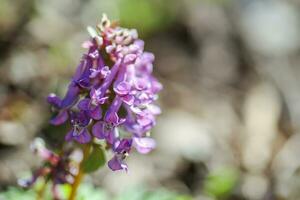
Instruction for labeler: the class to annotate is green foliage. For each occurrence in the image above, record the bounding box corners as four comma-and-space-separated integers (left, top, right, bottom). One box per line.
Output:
74, 184, 107, 200
0, 187, 37, 200
203, 167, 239, 199
82, 145, 106, 173
116, 187, 193, 200
0, 184, 192, 200
118, 0, 176, 36
58, 184, 72, 199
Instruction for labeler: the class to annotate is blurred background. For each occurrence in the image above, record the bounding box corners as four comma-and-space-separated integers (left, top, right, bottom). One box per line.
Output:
1, 0, 300, 199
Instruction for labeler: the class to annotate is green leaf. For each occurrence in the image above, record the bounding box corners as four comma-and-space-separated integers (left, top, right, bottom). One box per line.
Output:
82, 145, 106, 173
57, 184, 72, 199
76, 183, 107, 200
203, 167, 239, 198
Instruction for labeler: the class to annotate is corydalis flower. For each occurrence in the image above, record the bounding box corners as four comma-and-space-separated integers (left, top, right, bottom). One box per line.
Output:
19, 138, 77, 192
48, 14, 162, 171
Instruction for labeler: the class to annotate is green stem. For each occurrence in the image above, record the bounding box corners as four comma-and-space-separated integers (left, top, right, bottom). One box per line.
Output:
68, 144, 91, 200
36, 181, 47, 200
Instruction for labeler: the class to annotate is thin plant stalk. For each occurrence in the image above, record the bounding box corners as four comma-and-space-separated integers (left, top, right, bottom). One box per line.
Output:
68, 144, 91, 200
36, 180, 47, 200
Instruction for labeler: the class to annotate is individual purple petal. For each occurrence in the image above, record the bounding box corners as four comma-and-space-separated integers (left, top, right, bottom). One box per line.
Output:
77, 111, 91, 127
123, 54, 137, 64
125, 123, 152, 137
92, 121, 105, 139
119, 118, 126, 124
18, 168, 47, 188
147, 104, 161, 115
76, 56, 93, 82
98, 96, 109, 104
150, 77, 163, 94
88, 49, 99, 59
73, 61, 86, 81
89, 68, 100, 78
30, 138, 52, 161
105, 44, 115, 54
61, 84, 80, 108
114, 81, 131, 95
133, 137, 156, 154
134, 78, 148, 91
114, 138, 132, 153
129, 40, 144, 53
135, 52, 154, 74
69, 110, 90, 128
90, 88, 108, 104
50, 110, 68, 125
130, 106, 144, 115
105, 96, 124, 124
137, 114, 154, 127
47, 93, 62, 108
77, 78, 91, 88
133, 39, 144, 51
82, 40, 93, 49
74, 128, 91, 144
105, 112, 119, 124
65, 129, 74, 141
18, 178, 35, 188
97, 59, 122, 96
126, 64, 135, 78
136, 92, 150, 103
108, 155, 128, 171
78, 98, 90, 110
143, 52, 155, 62
106, 128, 118, 144
121, 95, 134, 105
90, 87, 100, 99
89, 106, 102, 120
100, 66, 111, 78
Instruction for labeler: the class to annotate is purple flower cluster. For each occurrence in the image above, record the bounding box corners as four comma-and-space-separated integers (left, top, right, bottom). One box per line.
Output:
47, 15, 162, 171
19, 138, 76, 194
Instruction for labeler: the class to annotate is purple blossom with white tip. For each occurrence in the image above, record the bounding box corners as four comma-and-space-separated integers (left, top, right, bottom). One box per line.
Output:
47, 14, 162, 171
19, 138, 77, 192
